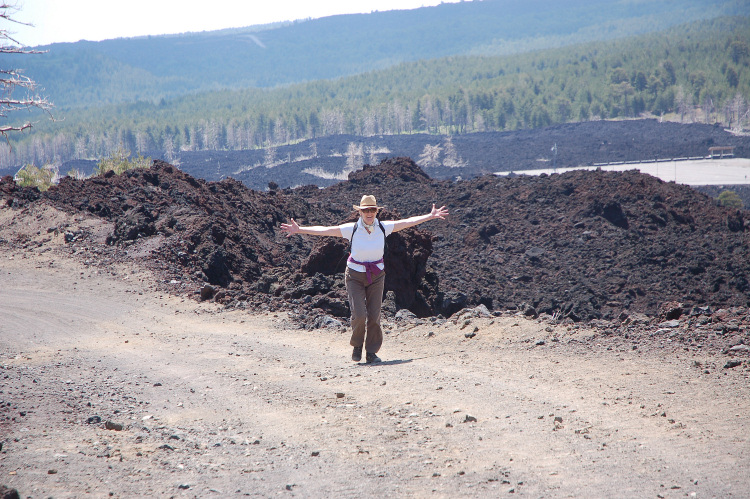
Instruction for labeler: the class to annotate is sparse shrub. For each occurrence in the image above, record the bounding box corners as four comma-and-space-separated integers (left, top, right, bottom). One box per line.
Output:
718, 190, 743, 209
66, 168, 87, 180
95, 148, 151, 176
14, 164, 56, 191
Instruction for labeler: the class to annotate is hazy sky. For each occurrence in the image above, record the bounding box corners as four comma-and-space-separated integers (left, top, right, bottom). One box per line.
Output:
9, 0, 462, 47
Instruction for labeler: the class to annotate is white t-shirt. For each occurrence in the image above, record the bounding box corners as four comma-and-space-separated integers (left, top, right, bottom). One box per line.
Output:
340, 218, 395, 273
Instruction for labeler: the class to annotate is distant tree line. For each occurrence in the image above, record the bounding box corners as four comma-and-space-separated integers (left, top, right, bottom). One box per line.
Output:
2, 16, 748, 170
9, 0, 741, 109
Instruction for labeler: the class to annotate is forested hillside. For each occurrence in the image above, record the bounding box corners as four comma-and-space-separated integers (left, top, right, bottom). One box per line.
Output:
6, 0, 743, 109
3, 15, 747, 173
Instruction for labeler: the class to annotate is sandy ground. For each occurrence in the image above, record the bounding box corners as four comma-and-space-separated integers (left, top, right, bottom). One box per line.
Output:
1, 206, 750, 498
497, 158, 750, 186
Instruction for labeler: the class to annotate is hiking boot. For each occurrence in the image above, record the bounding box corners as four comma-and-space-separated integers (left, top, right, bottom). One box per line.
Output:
365, 352, 381, 364
352, 346, 362, 362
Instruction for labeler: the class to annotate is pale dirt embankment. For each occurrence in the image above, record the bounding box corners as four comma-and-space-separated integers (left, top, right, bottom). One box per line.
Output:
1, 205, 749, 498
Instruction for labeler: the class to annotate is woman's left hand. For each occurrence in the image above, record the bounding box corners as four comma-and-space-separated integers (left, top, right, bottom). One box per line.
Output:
280, 218, 301, 237
430, 204, 449, 220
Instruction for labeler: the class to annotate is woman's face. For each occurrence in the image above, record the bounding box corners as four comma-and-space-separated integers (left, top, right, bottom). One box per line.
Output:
359, 207, 378, 224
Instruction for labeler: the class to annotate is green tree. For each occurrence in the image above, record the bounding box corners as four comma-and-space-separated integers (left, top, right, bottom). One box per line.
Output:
718, 190, 743, 209
726, 66, 739, 88
15, 164, 55, 191
609, 67, 629, 84
730, 40, 749, 65
633, 71, 648, 91
661, 60, 677, 85
95, 148, 151, 176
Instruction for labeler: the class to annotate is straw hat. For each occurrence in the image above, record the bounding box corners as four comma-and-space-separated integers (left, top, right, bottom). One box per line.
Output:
353, 195, 383, 210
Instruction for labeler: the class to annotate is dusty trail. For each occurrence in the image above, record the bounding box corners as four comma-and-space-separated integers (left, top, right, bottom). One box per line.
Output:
1, 252, 748, 498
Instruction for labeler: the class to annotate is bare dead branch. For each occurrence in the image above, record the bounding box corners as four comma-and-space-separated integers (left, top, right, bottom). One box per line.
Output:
0, 45, 46, 54
0, 122, 31, 133
0, 96, 52, 108
0, 72, 37, 91
0, 3, 32, 27
0, 3, 54, 140
0, 121, 33, 145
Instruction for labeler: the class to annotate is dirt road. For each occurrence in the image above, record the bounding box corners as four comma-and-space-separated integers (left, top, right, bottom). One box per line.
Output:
1, 244, 749, 499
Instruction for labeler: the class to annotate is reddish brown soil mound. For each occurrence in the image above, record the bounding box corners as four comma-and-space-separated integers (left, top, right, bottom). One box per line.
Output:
2, 155, 749, 327
307, 158, 750, 322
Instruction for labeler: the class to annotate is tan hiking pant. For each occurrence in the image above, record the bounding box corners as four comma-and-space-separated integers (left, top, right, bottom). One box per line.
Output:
345, 266, 385, 354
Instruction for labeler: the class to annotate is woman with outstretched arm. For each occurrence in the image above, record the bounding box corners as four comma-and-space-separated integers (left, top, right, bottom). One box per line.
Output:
281, 195, 449, 363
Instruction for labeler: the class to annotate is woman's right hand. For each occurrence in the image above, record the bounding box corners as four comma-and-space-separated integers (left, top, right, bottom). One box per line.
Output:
280, 218, 300, 237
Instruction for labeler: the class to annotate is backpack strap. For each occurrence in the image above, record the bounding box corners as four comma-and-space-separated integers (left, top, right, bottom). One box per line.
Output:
378, 221, 388, 255
348, 221, 358, 255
